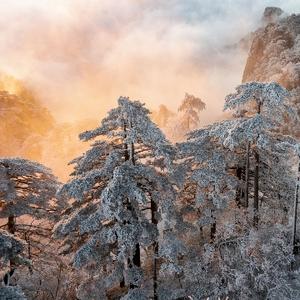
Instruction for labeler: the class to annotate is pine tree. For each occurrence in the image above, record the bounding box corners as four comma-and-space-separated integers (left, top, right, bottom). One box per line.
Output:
0, 158, 61, 230
0, 230, 24, 263
167, 93, 206, 142
178, 93, 206, 132
176, 81, 300, 299
0, 157, 62, 292
179, 125, 238, 242
0, 230, 28, 299
223, 81, 298, 226
54, 96, 178, 299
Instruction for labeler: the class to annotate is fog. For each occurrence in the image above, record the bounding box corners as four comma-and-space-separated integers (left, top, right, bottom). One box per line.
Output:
0, 0, 299, 125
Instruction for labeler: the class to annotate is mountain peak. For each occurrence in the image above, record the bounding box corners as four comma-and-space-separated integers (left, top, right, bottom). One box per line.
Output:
262, 7, 284, 24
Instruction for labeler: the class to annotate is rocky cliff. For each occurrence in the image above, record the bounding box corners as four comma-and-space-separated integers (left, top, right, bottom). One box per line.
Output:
243, 7, 300, 133
243, 9, 300, 88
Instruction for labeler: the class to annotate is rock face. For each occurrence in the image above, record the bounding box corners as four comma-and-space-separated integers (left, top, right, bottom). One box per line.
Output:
242, 8, 300, 134
230, 7, 285, 54
262, 7, 284, 24
243, 11, 300, 88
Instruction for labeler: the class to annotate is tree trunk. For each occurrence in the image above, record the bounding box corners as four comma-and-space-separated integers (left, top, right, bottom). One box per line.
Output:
210, 211, 216, 242
129, 120, 135, 166
8, 215, 15, 234
5, 215, 16, 285
151, 198, 158, 300
120, 278, 125, 288
120, 122, 129, 288
3, 164, 16, 285
131, 142, 135, 165
129, 138, 141, 273
123, 123, 130, 161
253, 101, 261, 226
244, 142, 250, 208
128, 242, 141, 289
236, 167, 242, 207
123, 121, 141, 289
132, 244, 141, 267
292, 160, 300, 255
236, 166, 245, 207
253, 151, 259, 227
210, 222, 216, 242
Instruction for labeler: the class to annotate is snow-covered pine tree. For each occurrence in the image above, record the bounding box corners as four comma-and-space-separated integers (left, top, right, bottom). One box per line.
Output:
178, 93, 206, 133
0, 229, 26, 286
223, 81, 298, 226
167, 93, 206, 142
0, 158, 61, 293
54, 97, 180, 299
161, 119, 241, 300
0, 230, 28, 299
181, 224, 300, 299
182, 81, 298, 235
175, 81, 299, 299
178, 122, 239, 243
0, 287, 27, 300
0, 230, 24, 264
0, 158, 61, 232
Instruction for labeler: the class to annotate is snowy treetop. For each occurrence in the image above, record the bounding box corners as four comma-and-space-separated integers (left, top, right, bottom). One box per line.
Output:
0, 229, 24, 262
224, 81, 297, 124
0, 157, 61, 218
178, 93, 206, 113
78, 97, 174, 164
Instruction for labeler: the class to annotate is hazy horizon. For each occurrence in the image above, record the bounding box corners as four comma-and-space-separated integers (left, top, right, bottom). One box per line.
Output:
0, 0, 299, 125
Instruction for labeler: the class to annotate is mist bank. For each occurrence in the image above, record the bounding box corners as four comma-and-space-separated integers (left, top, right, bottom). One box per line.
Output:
0, 1, 299, 125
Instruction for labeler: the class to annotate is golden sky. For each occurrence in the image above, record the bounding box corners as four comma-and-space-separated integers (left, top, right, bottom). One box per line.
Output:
0, 0, 299, 124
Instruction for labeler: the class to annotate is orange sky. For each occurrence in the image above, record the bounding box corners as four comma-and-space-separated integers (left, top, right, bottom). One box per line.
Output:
0, 1, 299, 125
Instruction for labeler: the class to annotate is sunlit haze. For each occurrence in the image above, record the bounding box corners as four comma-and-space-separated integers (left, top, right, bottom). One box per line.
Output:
0, 0, 298, 124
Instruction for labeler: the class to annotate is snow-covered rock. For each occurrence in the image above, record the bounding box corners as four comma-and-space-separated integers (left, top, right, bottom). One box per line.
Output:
243, 9, 300, 135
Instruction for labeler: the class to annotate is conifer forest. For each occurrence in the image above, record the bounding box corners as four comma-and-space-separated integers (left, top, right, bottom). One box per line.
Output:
1, 2, 300, 300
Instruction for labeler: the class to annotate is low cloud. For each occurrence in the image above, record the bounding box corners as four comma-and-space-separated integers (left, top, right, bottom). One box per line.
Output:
0, 0, 299, 124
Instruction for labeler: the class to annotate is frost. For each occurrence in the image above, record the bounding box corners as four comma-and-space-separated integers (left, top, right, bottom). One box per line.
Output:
0, 158, 62, 219
54, 97, 178, 298
0, 286, 27, 300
